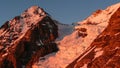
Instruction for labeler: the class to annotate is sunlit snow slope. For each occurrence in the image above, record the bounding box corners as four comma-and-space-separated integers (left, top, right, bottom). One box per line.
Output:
33, 3, 120, 68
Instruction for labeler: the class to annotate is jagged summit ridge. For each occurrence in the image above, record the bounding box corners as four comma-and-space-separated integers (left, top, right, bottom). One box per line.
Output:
0, 6, 47, 46
0, 6, 58, 68
21, 6, 46, 24
77, 2, 120, 26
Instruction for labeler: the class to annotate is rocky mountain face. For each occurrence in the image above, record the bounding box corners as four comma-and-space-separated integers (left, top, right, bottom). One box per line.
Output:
67, 6, 120, 68
33, 3, 120, 68
0, 6, 59, 68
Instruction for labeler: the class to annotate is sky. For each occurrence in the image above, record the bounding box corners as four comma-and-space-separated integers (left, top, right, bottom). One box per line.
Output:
0, 0, 120, 26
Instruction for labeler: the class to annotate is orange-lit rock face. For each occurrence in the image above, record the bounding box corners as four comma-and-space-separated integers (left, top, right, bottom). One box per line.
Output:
0, 6, 58, 68
66, 7, 120, 68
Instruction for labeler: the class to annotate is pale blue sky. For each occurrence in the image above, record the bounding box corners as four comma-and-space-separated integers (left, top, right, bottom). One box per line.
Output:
0, 0, 120, 26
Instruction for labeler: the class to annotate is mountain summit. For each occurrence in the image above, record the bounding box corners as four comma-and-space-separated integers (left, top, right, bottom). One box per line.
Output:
0, 6, 59, 68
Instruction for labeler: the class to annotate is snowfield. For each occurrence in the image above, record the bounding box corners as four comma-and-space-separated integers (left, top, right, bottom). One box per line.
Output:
32, 3, 120, 68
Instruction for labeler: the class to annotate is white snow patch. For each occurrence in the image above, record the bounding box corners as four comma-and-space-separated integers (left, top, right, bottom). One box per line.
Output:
2, 53, 8, 57
94, 50, 103, 59
77, 46, 96, 62
94, 48, 102, 52
115, 32, 120, 36
94, 48, 103, 59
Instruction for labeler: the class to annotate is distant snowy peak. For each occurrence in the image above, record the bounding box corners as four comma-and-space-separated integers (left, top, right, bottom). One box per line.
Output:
77, 2, 120, 26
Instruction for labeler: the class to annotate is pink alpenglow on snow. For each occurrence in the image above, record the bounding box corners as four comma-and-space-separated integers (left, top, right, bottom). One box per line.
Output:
33, 2, 120, 68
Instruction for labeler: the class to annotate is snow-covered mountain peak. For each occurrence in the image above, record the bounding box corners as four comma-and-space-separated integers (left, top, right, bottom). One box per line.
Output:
0, 5, 59, 68
24, 6, 45, 16
0, 6, 47, 46
21, 6, 46, 25
77, 2, 120, 27
106, 2, 120, 12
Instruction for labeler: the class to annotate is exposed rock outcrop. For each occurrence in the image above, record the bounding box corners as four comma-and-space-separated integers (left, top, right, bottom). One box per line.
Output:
67, 7, 120, 68
0, 6, 58, 68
